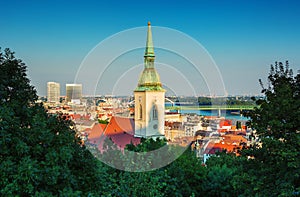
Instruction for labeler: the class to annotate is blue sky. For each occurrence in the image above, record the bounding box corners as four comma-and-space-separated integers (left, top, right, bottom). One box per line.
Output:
1, 0, 300, 96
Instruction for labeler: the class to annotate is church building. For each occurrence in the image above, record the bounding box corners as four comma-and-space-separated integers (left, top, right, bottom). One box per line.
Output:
86, 22, 166, 151
134, 22, 165, 138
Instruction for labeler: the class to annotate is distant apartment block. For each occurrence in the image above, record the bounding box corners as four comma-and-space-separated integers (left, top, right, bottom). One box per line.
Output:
66, 84, 82, 104
183, 114, 202, 136
47, 82, 60, 103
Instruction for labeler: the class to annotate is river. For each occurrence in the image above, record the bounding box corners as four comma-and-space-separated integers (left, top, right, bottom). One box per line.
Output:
178, 109, 250, 121
165, 103, 250, 121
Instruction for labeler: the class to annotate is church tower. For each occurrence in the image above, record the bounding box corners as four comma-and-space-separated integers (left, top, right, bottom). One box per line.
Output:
134, 22, 165, 138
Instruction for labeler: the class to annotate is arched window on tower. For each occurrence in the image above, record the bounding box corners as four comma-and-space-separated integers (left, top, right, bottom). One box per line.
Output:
153, 105, 158, 120
139, 104, 142, 120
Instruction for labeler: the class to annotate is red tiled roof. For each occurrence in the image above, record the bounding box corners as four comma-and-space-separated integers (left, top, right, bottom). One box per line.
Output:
87, 116, 140, 152
109, 133, 140, 149
204, 142, 236, 154
70, 114, 91, 120
219, 119, 232, 127
104, 116, 140, 149
87, 123, 107, 149
165, 121, 173, 127
223, 134, 247, 144
105, 116, 135, 135
88, 123, 106, 140
85, 128, 92, 134
70, 114, 81, 120
204, 135, 245, 155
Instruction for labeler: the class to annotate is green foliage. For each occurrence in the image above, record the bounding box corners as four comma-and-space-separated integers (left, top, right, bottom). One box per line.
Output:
128, 139, 207, 196
198, 97, 226, 105
98, 119, 109, 124
2, 48, 299, 196
205, 164, 235, 196
197, 96, 255, 106
248, 61, 299, 140
0, 48, 107, 196
242, 61, 300, 196
112, 170, 176, 197
165, 148, 207, 196
226, 97, 256, 106
236, 121, 242, 129
204, 152, 247, 196
0, 48, 37, 107
126, 137, 166, 152
95, 137, 208, 196
202, 62, 300, 196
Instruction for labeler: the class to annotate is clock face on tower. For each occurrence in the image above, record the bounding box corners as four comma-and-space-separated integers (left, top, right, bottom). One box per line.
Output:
153, 124, 158, 129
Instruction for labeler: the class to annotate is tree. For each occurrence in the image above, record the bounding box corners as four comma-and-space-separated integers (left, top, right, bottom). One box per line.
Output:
242, 61, 300, 196
0, 48, 108, 196
165, 148, 207, 196
124, 137, 208, 196
204, 151, 255, 196
111, 170, 176, 197
235, 121, 241, 130
92, 137, 179, 196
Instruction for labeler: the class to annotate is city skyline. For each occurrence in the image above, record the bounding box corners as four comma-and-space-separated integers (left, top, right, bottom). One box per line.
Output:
1, 0, 300, 96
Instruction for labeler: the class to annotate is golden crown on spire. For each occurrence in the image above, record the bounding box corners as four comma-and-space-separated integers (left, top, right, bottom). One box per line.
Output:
148, 21, 151, 26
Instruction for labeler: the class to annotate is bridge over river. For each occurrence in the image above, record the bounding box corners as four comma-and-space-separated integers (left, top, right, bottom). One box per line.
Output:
166, 105, 255, 111
165, 105, 255, 120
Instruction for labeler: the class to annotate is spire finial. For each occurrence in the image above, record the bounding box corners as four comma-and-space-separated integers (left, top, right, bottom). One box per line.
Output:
145, 21, 154, 57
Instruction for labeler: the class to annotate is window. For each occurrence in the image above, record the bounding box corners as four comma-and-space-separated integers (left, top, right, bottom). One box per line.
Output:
139, 104, 142, 120
153, 105, 158, 120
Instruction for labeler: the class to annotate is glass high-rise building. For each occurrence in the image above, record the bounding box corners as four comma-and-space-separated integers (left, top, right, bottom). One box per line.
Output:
66, 84, 82, 103
47, 82, 60, 103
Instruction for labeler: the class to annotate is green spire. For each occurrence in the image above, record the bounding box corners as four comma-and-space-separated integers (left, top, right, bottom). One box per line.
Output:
135, 22, 165, 92
145, 21, 155, 57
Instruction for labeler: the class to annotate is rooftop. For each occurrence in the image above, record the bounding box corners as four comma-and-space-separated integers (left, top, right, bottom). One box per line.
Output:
87, 116, 140, 152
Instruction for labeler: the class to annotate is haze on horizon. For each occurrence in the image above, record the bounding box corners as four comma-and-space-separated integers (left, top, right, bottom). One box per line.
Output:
1, 0, 300, 96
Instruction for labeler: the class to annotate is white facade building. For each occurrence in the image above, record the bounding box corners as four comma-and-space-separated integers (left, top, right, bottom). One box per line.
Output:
47, 82, 60, 103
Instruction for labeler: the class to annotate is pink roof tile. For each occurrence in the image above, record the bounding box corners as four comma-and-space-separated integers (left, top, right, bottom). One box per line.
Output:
219, 119, 232, 127
87, 116, 140, 152
105, 116, 135, 135
204, 139, 243, 155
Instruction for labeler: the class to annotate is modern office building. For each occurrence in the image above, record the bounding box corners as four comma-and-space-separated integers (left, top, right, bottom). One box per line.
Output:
47, 82, 60, 103
66, 84, 82, 103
